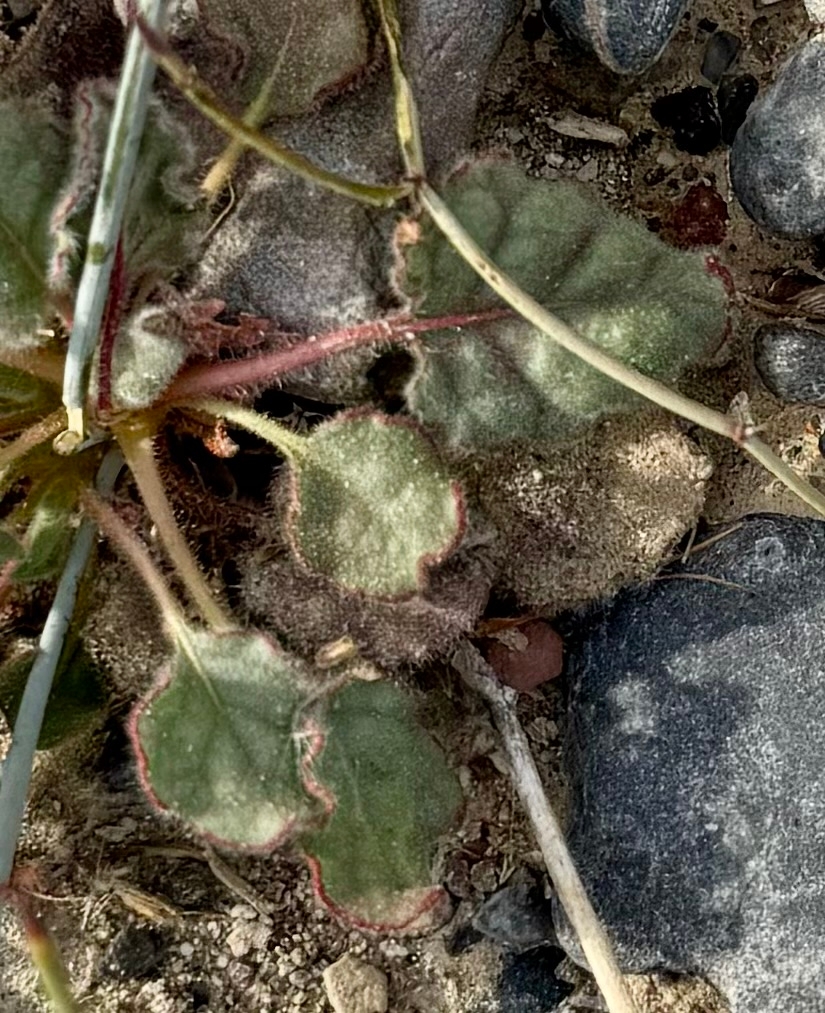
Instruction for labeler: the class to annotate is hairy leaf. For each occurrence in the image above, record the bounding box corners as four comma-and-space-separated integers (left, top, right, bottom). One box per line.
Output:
0, 643, 106, 749
287, 411, 464, 598
400, 161, 727, 447
0, 363, 61, 428
109, 306, 187, 409
195, 0, 368, 117
12, 469, 86, 583
132, 627, 320, 849
301, 680, 461, 931
0, 100, 69, 346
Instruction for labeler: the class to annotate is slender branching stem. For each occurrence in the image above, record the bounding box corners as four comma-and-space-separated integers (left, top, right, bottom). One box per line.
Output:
114, 418, 234, 632
0, 448, 123, 886
81, 491, 186, 640
61, 0, 169, 441
743, 435, 825, 515
162, 309, 514, 402
0, 410, 67, 473
14, 893, 80, 1013
420, 183, 737, 439
200, 12, 298, 203
189, 399, 306, 462
452, 642, 640, 1013
138, 18, 410, 209
375, 0, 424, 177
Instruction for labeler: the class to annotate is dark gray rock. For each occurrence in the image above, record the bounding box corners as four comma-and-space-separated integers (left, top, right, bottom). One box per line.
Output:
754, 322, 825, 404
541, 0, 690, 74
498, 946, 573, 1013
555, 513, 825, 1013
730, 35, 825, 236
472, 868, 557, 951
701, 31, 741, 86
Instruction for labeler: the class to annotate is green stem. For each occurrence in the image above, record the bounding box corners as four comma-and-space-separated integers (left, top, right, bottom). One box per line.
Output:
743, 435, 825, 516
200, 13, 298, 203
61, 0, 169, 441
375, 0, 424, 177
190, 398, 308, 463
81, 490, 186, 640
0, 449, 123, 886
22, 904, 80, 1013
115, 418, 234, 632
138, 18, 411, 209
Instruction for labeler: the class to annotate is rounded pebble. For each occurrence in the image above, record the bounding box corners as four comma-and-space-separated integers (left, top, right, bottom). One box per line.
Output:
754, 323, 825, 404
541, 0, 689, 74
701, 30, 741, 85
730, 35, 825, 236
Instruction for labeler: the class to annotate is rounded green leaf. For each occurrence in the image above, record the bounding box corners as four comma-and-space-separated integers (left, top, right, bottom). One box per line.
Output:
132, 627, 320, 849
400, 161, 728, 447
301, 680, 461, 931
287, 412, 464, 597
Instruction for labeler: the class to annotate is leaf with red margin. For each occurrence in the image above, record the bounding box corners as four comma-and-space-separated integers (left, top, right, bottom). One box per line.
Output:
300, 680, 462, 933
286, 411, 465, 599
131, 626, 321, 849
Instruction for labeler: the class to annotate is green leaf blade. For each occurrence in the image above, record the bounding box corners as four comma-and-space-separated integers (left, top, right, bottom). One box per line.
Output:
301, 680, 461, 932
401, 162, 728, 448
288, 412, 464, 597
132, 627, 319, 849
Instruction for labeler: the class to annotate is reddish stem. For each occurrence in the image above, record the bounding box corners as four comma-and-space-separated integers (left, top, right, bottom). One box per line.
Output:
96, 238, 127, 415
0, 560, 18, 611
161, 307, 516, 403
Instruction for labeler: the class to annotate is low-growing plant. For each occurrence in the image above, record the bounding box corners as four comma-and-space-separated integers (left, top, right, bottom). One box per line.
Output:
0, 2, 821, 1011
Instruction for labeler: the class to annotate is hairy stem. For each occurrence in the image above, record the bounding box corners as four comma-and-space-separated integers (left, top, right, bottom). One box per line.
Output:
162, 308, 514, 402
114, 418, 234, 632
138, 18, 410, 209
189, 399, 307, 462
0, 449, 123, 886
452, 642, 640, 1013
19, 898, 80, 1013
81, 491, 186, 639
61, 0, 169, 441
0, 409, 67, 473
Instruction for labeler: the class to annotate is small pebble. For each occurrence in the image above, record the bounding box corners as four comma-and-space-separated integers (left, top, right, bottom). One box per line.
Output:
179, 941, 195, 959
322, 953, 388, 1013
652, 86, 722, 155
481, 620, 564, 693
730, 36, 825, 236
472, 868, 557, 952
661, 182, 728, 249
754, 323, 825, 404
701, 30, 741, 84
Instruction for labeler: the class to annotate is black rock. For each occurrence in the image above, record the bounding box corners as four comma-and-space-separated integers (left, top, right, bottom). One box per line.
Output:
730, 36, 825, 236
541, 0, 689, 74
754, 322, 825, 404
718, 74, 758, 145
498, 946, 574, 1013
701, 30, 741, 85
100, 925, 168, 981
652, 86, 722, 155
556, 514, 825, 1013
472, 867, 557, 951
